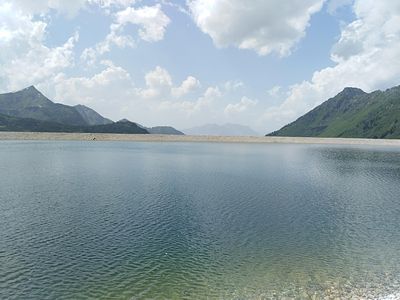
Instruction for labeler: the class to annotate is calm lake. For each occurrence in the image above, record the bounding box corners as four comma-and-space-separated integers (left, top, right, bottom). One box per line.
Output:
1, 141, 400, 299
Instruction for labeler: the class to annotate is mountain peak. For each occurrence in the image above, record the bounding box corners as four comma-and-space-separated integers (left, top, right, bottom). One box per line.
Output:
22, 85, 40, 93
18, 85, 48, 98
339, 87, 366, 98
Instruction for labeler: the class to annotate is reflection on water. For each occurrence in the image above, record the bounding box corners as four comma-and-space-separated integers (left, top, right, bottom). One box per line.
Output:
0, 141, 400, 299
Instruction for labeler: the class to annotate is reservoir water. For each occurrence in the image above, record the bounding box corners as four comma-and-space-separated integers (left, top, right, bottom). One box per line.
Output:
1, 141, 400, 299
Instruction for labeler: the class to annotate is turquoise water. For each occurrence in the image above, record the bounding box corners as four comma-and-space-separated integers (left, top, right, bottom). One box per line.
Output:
1, 141, 400, 299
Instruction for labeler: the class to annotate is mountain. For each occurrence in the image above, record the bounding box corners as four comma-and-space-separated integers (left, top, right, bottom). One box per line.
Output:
0, 86, 88, 126
0, 113, 149, 134
268, 86, 400, 139
0, 86, 113, 127
183, 123, 260, 136
84, 120, 148, 134
74, 104, 113, 125
143, 126, 184, 135
0, 113, 81, 132
0, 87, 148, 134
136, 122, 184, 135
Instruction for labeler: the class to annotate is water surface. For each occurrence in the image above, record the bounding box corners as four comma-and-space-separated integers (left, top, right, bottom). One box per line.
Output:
1, 141, 400, 299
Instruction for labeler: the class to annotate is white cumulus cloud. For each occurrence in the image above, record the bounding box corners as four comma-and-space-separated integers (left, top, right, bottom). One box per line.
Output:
88, 0, 136, 9
188, 0, 324, 56
81, 23, 135, 65
48, 61, 136, 120
116, 4, 171, 42
139, 66, 173, 98
11, 0, 87, 16
172, 76, 201, 98
11, 0, 136, 16
82, 3, 170, 64
139, 66, 200, 100
225, 97, 258, 115
54, 61, 134, 105
0, 2, 78, 92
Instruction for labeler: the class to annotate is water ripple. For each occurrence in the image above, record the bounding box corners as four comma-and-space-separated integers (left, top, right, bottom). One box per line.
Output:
0, 141, 400, 299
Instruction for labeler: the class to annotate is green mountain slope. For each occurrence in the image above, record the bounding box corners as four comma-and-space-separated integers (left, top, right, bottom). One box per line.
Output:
85, 120, 148, 134
268, 86, 400, 139
0, 113, 79, 132
147, 126, 184, 135
138, 124, 184, 135
0, 113, 149, 134
74, 104, 113, 125
0, 86, 88, 126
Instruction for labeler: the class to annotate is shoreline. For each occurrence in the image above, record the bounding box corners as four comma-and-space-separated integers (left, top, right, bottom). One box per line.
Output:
0, 131, 400, 146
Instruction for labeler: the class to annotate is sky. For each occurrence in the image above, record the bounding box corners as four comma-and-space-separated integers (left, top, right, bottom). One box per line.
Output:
0, 0, 399, 133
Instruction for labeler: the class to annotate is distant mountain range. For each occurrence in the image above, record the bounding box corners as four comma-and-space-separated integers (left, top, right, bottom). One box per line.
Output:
183, 123, 260, 136
0, 86, 182, 135
268, 85, 400, 139
137, 123, 184, 135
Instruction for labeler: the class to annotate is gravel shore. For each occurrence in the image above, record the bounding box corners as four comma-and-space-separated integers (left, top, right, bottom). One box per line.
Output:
0, 132, 400, 146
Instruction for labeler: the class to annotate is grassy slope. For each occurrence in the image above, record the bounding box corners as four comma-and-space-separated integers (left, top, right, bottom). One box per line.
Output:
0, 114, 149, 134
74, 104, 113, 126
268, 86, 400, 139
